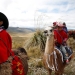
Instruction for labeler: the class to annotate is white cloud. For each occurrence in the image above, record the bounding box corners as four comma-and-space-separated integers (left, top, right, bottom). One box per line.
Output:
0, 0, 75, 29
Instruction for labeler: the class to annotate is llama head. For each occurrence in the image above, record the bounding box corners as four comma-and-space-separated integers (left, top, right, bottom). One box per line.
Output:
43, 26, 54, 37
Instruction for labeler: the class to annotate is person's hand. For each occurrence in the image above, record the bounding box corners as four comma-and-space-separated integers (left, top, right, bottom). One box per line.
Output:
63, 38, 67, 42
54, 39, 57, 42
62, 40, 67, 46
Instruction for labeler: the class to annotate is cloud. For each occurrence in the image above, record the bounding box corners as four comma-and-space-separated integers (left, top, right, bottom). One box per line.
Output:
0, 0, 75, 29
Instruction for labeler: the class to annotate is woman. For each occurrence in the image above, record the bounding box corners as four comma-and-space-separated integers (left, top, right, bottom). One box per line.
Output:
0, 12, 12, 64
0, 12, 12, 75
0, 12, 25, 75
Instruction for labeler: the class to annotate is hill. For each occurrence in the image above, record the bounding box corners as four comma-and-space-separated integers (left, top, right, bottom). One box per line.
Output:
7, 27, 35, 34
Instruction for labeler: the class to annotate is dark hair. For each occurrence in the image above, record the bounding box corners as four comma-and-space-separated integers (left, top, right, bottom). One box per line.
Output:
0, 12, 9, 29
63, 22, 66, 26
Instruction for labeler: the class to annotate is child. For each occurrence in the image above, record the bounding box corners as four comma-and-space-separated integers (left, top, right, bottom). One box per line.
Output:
54, 22, 69, 64
63, 22, 68, 33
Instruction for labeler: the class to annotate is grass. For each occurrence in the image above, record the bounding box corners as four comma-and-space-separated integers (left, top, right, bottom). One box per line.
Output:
10, 31, 75, 75
25, 30, 46, 52
12, 37, 26, 49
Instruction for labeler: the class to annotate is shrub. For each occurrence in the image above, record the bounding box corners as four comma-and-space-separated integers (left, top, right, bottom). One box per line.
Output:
25, 30, 46, 52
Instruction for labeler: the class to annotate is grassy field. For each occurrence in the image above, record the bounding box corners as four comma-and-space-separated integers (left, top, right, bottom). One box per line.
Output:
9, 31, 75, 75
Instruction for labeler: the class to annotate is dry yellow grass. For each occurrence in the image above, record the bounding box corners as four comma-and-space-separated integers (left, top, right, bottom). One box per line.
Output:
9, 31, 75, 75
9, 32, 34, 49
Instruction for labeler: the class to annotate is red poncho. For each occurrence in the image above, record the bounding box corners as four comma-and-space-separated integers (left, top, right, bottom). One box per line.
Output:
0, 29, 25, 75
54, 29, 68, 44
0, 29, 12, 64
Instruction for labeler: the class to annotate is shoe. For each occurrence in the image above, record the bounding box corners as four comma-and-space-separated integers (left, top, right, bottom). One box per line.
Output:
66, 59, 69, 64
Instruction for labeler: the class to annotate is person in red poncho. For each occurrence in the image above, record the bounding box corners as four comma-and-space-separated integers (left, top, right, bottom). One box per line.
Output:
0, 12, 25, 75
53, 22, 69, 64
0, 12, 12, 64
0, 12, 13, 75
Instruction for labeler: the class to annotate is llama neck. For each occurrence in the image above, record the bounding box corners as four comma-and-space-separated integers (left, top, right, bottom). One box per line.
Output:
45, 35, 54, 54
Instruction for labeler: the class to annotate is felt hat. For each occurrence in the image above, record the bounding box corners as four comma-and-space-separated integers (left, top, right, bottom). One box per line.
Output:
0, 12, 9, 29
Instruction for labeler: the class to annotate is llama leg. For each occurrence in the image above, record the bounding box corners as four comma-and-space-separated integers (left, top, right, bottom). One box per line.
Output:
60, 73, 63, 75
48, 69, 52, 75
55, 72, 63, 75
55, 72, 60, 75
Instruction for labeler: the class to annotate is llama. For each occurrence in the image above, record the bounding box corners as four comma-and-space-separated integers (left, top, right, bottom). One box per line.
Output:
0, 47, 28, 75
43, 26, 73, 75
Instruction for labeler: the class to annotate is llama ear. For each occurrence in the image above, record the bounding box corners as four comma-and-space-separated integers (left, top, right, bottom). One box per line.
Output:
47, 26, 54, 31
52, 26, 57, 30
51, 26, 54, 30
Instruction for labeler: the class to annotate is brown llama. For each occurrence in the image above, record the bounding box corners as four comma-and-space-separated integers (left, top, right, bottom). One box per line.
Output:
0, 47, 28, 75
43, 26, 73, 75
68, 30, 75, 39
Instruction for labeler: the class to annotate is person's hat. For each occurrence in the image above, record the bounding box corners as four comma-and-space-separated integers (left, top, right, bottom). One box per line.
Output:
57, 22, 64, 27
0, 12, 9, 29
53, 22, 57, 26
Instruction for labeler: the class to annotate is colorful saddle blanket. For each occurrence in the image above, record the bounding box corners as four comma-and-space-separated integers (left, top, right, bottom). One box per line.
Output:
11, 55, 25, 75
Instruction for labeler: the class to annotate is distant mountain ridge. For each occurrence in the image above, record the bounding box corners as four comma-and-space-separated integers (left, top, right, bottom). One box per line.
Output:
7, 27, 35, 33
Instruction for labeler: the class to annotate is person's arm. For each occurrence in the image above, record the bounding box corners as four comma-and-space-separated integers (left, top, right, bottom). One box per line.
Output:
54, 30, 57, 42
65, 27, 68, 33
63, 31, 68, 42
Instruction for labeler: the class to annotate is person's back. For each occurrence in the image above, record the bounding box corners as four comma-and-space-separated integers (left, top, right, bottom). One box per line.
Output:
63, 22, 68, 33
54, 29, 68, 45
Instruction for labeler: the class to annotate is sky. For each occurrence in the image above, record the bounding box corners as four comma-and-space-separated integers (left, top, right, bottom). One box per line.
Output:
0, 0, 75, 29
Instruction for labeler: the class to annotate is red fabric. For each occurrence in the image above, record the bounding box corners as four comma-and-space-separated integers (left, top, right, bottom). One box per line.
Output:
0, 29, 12, 64
53, 22, 57, 26
11, 55, 25, 75
0, 29, 25, 75
54, 29, 68, 44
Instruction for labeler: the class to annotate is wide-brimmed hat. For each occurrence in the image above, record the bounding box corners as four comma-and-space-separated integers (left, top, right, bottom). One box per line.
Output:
0, 12, 9, 29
